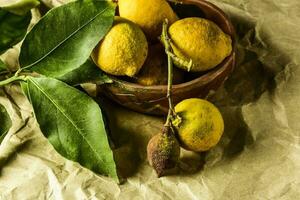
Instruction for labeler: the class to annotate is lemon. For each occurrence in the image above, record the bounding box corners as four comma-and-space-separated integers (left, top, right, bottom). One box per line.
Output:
118, 0, 178, 41
136, 44, 184, 86
168, 17, 232, 72
172, 98, 224, 152
94, 17, 148, 77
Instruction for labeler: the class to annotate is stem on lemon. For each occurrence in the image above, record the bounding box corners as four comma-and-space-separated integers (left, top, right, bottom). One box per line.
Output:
162, 19, 175, 127
166, 51, 193, 71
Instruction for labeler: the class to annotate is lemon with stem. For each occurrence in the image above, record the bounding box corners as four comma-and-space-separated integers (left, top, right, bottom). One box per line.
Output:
168, 17, 232, 72
172, 98, 224, 152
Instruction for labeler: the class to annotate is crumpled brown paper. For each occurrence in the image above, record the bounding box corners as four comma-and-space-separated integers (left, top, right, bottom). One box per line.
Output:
1, 0, 300, 199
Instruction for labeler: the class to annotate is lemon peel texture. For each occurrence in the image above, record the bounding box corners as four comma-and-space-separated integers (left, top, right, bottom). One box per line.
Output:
168, 17, 232, 72
94, 17, 148, 77
173, 98, 224, 152
118, 0, 178, 41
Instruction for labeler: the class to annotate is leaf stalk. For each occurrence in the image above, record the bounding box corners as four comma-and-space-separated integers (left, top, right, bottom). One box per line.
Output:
0, 75, 26, 87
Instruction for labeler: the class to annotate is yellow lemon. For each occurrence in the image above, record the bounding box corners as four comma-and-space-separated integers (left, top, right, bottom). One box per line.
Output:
118, 0, 178, 41
172, 98, 224, 152
94, 17, 148, 77
168, 17, 232, 72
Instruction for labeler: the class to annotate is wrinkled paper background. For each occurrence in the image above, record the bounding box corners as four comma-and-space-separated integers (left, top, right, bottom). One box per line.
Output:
1, 0, 300, 199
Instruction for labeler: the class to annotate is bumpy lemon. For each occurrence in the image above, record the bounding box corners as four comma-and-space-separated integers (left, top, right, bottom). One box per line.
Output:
118, 0, 178, 41
169, 17, 232, 72
172, 98, 224, 152
136, 44, 184, 86
94, 17, 148, 77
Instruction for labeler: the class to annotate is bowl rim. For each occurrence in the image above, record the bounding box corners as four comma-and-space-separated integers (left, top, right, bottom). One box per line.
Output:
103, 0, 236, 90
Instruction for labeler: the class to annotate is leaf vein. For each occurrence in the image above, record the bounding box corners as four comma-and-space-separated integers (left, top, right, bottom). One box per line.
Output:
28, 78, 104, 164
23, 5, 110, 69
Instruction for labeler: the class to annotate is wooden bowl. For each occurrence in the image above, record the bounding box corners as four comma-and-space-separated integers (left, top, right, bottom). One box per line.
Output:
97, 0, 236, 115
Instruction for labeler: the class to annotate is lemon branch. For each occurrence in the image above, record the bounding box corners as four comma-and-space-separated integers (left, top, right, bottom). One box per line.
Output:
0, 74, 26, 87
166, 51, 193, 71
0, 68, 29, 87
161, 19, 176, 127
160, 20, 193, 71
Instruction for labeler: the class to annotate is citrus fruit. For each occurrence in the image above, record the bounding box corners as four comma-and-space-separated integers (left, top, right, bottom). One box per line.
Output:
94, 17, 148, 77
168, 17, 232, 72
118, 0, 178, 41
172, 98, 224, 152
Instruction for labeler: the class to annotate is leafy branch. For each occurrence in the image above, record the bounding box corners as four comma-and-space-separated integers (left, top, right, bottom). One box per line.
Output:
0, 0, 119, 181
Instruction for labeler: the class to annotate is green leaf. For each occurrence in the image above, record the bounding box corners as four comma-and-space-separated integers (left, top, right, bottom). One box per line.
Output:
19, 0, 116, 77
57, 59, 113, 86
0, 8, 31, 54
0, 104, 12, 143
0, 0, 40, 16
21, 77, 118, 180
